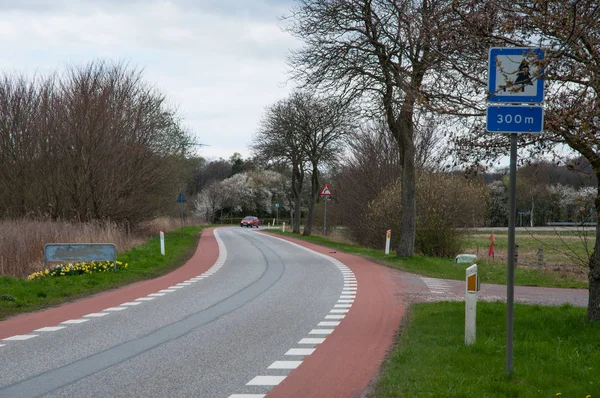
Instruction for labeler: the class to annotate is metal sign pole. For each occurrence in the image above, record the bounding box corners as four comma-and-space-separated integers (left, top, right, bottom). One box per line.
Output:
506, 132, 517, 375
323, 197, 327, 237
180, 201, 184, 236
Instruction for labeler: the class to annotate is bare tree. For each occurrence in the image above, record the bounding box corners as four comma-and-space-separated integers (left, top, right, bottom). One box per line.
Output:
287, 0, 476, 255
295, 93, 352, 236
253, 94, 308, 233
452, 0, 600, 320
253, 92, 351, 235
0, 61, 192, 226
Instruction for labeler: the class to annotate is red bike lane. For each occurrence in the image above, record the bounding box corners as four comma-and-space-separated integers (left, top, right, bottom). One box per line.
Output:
264, 233, 408, 398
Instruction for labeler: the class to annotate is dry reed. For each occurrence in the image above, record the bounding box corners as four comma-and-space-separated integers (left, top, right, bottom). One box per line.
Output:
0, 218, 189, 278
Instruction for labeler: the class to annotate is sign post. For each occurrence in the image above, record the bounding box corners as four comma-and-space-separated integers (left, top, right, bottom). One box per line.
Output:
487, 47, 545, 375
465, 264, 479, 345
385, 230, 391, 255
275, 203, 279, 225
160, 231, 165, 255
319, 184, 333, 237
176, 192, 187, 236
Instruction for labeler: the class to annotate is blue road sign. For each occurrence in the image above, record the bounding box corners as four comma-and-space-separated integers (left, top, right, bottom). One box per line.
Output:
486, 105, 544, 133
176, 192, 187, 203
275, 203, 279, 209
488, 47, 545, 103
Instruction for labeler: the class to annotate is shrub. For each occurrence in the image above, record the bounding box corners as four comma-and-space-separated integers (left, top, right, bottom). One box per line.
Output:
360, 173, 487, 257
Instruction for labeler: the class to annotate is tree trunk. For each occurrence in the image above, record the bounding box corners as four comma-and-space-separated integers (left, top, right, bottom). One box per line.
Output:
588, 190, 600, 321
397, 140, 416, 257
291, 162, 304, 234
303, 163, 319, 236
530, 195, 534, 227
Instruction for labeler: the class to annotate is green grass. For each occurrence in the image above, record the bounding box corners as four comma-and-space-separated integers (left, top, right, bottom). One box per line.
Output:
268, 231, 588, 289
372, 302, 600, 397
0, 226, 203, 320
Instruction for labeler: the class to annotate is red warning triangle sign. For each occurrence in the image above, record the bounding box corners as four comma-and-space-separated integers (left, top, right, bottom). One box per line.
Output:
320, 183, 332, 197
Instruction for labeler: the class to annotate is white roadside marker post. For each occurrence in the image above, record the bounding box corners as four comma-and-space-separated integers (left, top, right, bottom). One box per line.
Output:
385, 229, 391, 255
465, 264, 478, 345
160, 231, 165, 256
282, 222, 285, 232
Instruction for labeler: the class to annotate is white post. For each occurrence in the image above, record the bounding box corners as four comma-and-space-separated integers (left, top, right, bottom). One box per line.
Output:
282, 222, 285, 232
273, 218, 275, 226
160, 231, 165, 256
385, 230, 391, 255
465, 264, 478, 345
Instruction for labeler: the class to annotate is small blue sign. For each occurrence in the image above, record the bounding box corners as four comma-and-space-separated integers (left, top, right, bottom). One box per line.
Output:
488, 47, 545, 103
176, 192, 187, 203
274, 203, 279, 209
486, 105, 544, 133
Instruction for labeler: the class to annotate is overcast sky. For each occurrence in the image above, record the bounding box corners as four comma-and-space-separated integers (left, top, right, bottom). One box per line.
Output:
0, 0, 298, 160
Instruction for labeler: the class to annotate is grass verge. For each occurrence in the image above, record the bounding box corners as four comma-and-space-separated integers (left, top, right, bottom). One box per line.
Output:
0, 226, 203, 320
371, 302, 599, 397
267, 230, 588, 289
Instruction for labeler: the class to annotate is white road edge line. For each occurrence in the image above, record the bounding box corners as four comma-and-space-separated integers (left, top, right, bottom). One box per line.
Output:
2, 334, 38, 341
285, 348, 315, 355
34, 326, 66, 332
83, 312, 109, 318
246, 376, 286, 386
61, 319, 90, 324
228, 395, 266, 398
268, 361, 302, 369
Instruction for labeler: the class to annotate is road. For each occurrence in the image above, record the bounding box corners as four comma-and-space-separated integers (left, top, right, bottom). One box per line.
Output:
0, 228, 404, 398
0, 227, 587, 398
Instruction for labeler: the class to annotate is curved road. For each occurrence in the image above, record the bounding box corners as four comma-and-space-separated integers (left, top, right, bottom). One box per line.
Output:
0, 227, 404, 398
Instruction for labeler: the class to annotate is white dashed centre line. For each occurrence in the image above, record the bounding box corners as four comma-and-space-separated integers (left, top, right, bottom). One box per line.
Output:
103, 307, 128, 312
246, 376, 286, 386
120, 302, 142, 306
147, 293, 166, 297
135, 297, 155, 301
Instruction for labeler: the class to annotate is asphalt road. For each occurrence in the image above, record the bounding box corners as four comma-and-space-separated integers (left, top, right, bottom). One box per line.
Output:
0, 228, 345, 398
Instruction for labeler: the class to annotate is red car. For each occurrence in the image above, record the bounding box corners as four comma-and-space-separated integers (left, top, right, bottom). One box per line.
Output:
241, 216, 260, 228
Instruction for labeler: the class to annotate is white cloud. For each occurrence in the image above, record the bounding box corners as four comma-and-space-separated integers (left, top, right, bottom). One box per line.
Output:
0, 0, 298, 159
